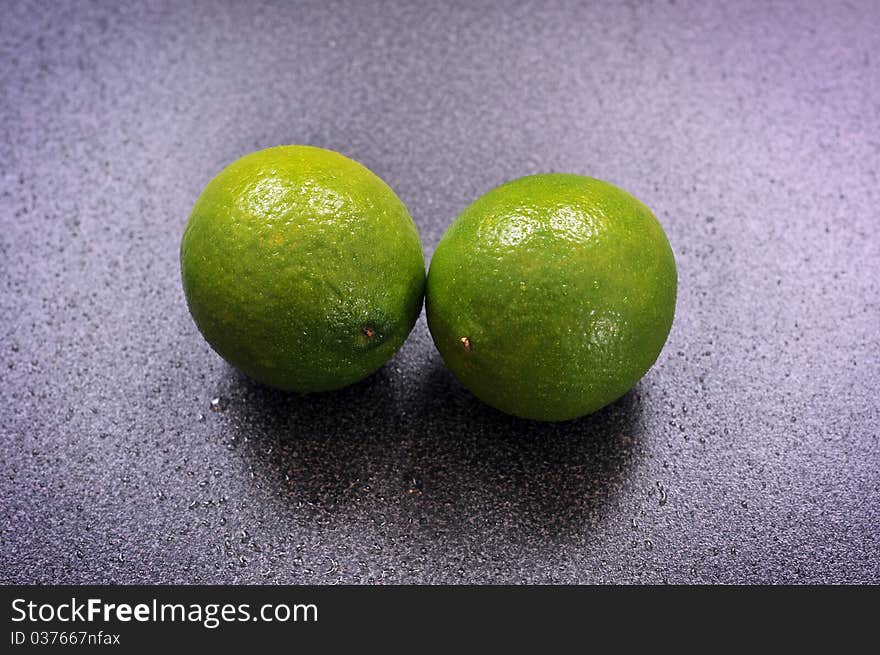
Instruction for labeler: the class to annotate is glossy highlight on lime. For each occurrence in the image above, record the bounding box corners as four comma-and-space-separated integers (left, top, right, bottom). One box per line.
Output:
426, 173, 677, 421
181, 145, 425, 392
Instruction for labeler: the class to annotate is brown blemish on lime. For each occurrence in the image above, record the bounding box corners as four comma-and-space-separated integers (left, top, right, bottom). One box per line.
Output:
362, 326, 375, 339
460, 336, 472, 352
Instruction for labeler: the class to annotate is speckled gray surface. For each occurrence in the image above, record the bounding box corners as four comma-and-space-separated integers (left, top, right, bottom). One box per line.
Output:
1, 0, 878, 584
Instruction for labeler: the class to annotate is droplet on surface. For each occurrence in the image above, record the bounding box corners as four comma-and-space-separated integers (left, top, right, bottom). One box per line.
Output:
210, 397, 222, 412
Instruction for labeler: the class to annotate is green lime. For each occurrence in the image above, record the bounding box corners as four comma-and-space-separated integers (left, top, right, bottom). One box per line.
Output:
426, 173, 676, 421
180, 145, 425, 392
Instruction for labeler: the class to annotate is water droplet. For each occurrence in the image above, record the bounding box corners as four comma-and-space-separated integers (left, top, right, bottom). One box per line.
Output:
644, 539, 654, 551
219, 516, 227, 526
197, 413, 205, 422
210, 397, 222, 412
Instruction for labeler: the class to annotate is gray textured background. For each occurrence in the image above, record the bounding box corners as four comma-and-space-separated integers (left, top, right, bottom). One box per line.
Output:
2, 0, 878, 584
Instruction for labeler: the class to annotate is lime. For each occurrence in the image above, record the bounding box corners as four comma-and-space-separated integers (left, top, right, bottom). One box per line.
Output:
180, 145, 425, 392
426, 174, 676, 421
